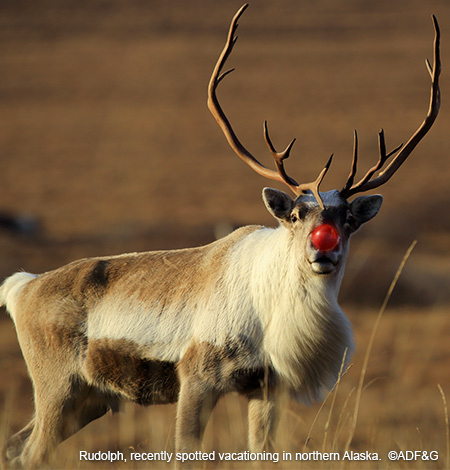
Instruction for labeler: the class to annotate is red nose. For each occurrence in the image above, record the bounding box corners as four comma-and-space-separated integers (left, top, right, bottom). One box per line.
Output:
311, 224, 340, 252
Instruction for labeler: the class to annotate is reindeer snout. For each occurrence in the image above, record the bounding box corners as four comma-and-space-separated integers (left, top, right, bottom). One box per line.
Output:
310, 224, 340, 252
308, 224, 341, 274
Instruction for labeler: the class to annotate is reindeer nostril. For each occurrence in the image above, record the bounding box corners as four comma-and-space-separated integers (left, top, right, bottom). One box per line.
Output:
311, 224, 340, 252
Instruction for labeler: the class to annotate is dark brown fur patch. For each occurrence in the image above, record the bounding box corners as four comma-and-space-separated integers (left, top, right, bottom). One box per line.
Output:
59, 377, 120, 440
88, 260, 110, 288
178, 339, 275, 396
83, 338, 179, 405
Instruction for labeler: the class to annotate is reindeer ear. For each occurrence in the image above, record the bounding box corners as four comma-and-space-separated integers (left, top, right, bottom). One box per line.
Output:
262, 188, 294, 222
350, 195, 383, 227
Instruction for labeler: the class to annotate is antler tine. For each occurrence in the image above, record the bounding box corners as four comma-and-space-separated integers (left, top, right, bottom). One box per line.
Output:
263, 121, 332, 209
263, 121, 299, 187
341, 130, 358, 194
307, 154, 333, 210
341, 15, 441, 199
347, 129, 404, 192
208, 4, 332, 208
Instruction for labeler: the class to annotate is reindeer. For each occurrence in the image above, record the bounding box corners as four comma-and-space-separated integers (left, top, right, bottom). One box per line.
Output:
1, 4, 440, 468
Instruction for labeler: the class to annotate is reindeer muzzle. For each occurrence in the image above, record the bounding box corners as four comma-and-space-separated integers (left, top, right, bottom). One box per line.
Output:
311, 224, 340, 252
308, 224, 341, 274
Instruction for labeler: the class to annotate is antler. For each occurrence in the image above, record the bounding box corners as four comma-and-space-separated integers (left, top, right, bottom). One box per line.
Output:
340, 15, 441, 199
207, 3, 332, 209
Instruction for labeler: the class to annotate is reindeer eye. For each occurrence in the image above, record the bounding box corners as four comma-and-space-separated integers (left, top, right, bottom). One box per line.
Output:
298, 206, 309, 220
346, 213, 355, 226
291, 214, 298, 223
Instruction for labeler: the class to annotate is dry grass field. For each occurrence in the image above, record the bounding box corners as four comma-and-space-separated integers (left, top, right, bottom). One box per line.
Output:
0, 1, 449, 468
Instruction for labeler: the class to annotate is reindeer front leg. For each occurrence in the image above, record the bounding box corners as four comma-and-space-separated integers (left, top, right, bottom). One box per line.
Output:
175, 343, 220, 455
175, 379, 219, 453
247, 387, 285, 453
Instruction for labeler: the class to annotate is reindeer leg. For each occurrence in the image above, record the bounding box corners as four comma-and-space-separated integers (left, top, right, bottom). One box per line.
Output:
247, 387, 284, 453
13, 378, 72, 469
175, 378, 219, 453
3, 419, 35, 465
12, 378, 116, 469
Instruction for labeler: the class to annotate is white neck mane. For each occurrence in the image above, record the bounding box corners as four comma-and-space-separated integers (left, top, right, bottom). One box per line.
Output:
227, 226, 354, 402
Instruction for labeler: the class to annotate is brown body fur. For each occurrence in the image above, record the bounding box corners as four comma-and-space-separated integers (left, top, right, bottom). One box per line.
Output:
3, 226, 289, 467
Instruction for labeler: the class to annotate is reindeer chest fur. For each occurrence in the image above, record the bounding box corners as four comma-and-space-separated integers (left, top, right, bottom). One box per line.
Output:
188, 226, 354, 402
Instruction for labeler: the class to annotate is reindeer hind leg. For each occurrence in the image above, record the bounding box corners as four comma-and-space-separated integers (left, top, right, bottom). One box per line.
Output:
3, 419, 35, 466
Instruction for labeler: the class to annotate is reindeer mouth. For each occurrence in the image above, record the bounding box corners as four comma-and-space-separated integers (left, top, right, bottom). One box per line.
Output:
308, 252, 339, 275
